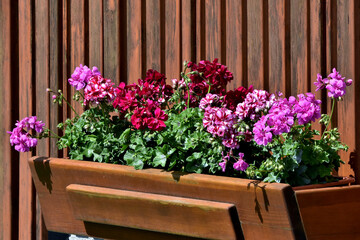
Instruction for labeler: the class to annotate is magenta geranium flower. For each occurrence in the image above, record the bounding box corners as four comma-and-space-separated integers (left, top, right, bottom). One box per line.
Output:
68, 64, 101, 90
233, 152, 249, 171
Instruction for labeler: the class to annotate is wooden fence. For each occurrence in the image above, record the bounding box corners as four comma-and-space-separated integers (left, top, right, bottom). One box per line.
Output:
0, 0, 359, 239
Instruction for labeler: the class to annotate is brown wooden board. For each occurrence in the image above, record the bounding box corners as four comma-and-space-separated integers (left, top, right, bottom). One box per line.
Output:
35, 0, 50, 238
247, 0, 265, 90
146, 0, 163, 72
18, 0, 35, 239
67, 184, 240, 239
69, 0, 85, 117
0, 0, 16, 238
290, 0, 308, 95
89, 0, 103, 74
165, 0, 181, 82
127, 0, 142, 84
205, 0, 222, 62
296, 185, 360, 240
268, 0, 286, 94
29, 157, 305, 240
226, 0, 243, 90
336, 0, 356, 178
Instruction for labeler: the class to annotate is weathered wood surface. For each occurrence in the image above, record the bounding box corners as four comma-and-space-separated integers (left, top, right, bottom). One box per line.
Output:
296, 185, 360, 240
29, 157, 305, 240
1, 0, 360, 238
67, 184, 239, 239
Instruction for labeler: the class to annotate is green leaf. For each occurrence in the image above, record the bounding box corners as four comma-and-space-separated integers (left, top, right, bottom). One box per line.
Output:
153, 151, 167, 167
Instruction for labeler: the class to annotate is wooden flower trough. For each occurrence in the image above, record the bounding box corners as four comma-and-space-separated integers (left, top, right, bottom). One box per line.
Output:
29, 156, 360, 240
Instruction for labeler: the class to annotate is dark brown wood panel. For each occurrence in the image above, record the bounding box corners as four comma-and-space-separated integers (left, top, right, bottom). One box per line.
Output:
205, 0, 222, 62
336, 0, 356, 177
309, 0, 323, 134
0, 0, 15, 238
89, 0, 103, 74
268, 0, 286, 94
35, 1, 49, 238
181, 0, 195, 64
18, 0, 34, 239
49, 0, 61, 157
247, 0, 264, 90
226, 0, 243, 90
146, 0, 162, 72
290, 0, 308, 95
165, 0, 181, 82
1, 0, 360, 238
127, 0, 142, 84
104, 0, 122, 84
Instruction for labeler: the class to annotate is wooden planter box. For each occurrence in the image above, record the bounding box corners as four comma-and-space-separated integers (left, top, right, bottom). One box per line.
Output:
29, 156, 360, 240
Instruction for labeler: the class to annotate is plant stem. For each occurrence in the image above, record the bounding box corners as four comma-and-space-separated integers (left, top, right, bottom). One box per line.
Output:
321, 98, 335, 139
62, 96, 79, 117
48, 128, 61, 138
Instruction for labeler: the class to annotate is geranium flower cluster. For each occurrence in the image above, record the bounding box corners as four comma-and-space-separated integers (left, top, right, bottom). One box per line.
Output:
68, 64, 101, 90
7, 116, 45, 152
84, 75, 116, 105
113, 69, 173, 131
185, 59, 234, 107
314, 68, 352, 98
253, 93, 321, 146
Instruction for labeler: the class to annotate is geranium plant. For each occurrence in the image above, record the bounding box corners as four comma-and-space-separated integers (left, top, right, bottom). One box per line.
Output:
8, 60, 352, 186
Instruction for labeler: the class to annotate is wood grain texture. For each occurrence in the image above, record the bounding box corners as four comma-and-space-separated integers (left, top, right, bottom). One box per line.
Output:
165, 0, 181, 81
146, 0, 162, 72
181, 0, 195, 64
62, 0, 69, 158
29, 157, 306, 240
226, 0, 243, 90
89, 0, 103, 74
67, 184, 240, 239
0, 0, 15, 239
309, 0, 323, 134
18, 0, 34, 239
268, 0, 286, 94
296, 185, 360, 240
195, 0, 205, 62
49, 0, 60, 157
35, 0, 49, 238
127, 0, 142, 84
205, 0, 222, 62
247, 0, 264, 89
290, 0, 308, 95
336, 0, 355, 178
70, 0, 85, 117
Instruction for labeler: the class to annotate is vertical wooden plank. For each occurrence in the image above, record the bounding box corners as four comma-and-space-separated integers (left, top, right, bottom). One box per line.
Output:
18, 0, 34, 239
89, 0, 103, 74
226, 0, 243, 89
205, 0, 221, 62
354, 0, 360, 183
247, 0, 264, 90
336, 0, 355, 177
268, 0, 286, 94
309, 0, 323, 133
62, 0, 69, 158
181, 0, 195, 64
104, 0, 119, 82
146, 0, 162, 71
70, 0, 85, 117
196, 0, 205, 62
127, 0, 142, 84
0, 0, 16, 239
35, 0, 49, 239
290, 0, 308, 95
49, 0, 60, 157
165, 0, 181, 80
